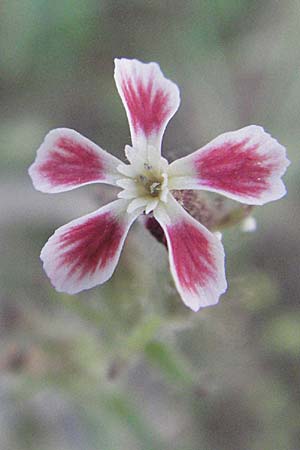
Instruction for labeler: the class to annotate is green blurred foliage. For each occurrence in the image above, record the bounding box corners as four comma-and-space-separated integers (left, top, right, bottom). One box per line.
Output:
0, 0, 299, 449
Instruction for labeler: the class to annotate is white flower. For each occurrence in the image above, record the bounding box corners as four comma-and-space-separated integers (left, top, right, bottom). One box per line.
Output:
29, 59, 289, 311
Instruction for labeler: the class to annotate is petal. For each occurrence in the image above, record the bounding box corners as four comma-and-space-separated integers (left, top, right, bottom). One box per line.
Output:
115, 178, 137, 190
40, 199, 138, 294
29, 128, 122, 193
117, 162, 137, 178
154, 195, 227, 311
114, 58, 180, 151
126, 197, 148, 214
145, 199, 159, 214
168, 126, 290, 205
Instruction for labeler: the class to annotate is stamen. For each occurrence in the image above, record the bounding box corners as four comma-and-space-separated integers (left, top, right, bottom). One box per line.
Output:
150, 182, 161, 194
117, 150, 169, 212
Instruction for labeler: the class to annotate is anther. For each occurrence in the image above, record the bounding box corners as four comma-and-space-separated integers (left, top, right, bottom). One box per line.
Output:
150, 182, 161, 195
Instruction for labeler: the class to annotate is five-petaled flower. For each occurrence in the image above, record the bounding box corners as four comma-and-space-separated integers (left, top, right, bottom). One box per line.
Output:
29, 58, 289, 311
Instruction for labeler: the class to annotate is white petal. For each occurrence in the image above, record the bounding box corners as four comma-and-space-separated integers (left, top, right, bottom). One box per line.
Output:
116, 178, 137, 190
29, 128, 122, 193
145, 199, 159, 214
117, 163, 139, 178
154, 195, 227, 311
40, 199, 137, 294
127, 197, 148, 214
124, 145, 146, 169
147, 145, 161, 172
168, 126, 290, 205
114, 58, 180, 151
117, 189, 139, 199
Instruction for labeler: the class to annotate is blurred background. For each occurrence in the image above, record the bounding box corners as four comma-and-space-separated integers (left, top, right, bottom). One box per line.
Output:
0, 1, 299, 449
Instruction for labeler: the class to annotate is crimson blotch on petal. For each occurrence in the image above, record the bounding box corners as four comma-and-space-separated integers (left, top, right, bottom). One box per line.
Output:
41, 200, 139, 294
154, 195, 227, 311
29, 128, 120, 193
168, 126, 289, 205
114, 58, 180, 150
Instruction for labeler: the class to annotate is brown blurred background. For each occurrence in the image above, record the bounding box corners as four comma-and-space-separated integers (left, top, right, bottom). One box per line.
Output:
0, 1, 299, 449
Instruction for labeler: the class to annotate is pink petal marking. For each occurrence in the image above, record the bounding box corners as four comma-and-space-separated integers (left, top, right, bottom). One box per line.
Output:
29, 128, 121, 193
58, 214, 123, 278
154, 196, 227, 311
194, 134, 282, 199
114, 58, 180, 149
168, 221, 214, 291
41, 200, 137, 294
122, 77, 170, 136
168, 126, 290, 205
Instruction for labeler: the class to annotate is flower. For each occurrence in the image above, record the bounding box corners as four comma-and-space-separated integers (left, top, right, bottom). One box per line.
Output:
29, 58, 290, 311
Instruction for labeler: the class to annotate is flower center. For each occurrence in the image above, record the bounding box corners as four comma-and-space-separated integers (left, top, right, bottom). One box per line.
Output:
116, 145, 169, 214
137, 165, 164, 198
